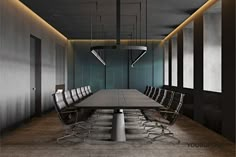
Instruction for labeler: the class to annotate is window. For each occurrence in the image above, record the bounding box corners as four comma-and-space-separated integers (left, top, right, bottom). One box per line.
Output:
164, 42, 169, 85
183, 23, 194, 89
203, 1, 222, 92
171, 36, 177, 86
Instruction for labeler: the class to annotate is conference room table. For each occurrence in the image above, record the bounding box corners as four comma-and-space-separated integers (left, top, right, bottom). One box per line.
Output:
75, 89, 163, 142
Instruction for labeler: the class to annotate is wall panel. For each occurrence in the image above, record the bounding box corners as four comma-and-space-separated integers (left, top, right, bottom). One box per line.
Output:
0, 0, 67, 132
70, 41, 163, 93
71, 41, 107, 92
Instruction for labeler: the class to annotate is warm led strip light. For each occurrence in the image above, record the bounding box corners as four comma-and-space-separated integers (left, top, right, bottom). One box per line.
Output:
16, 0, 217, 46
70, 39, 161, 42
16, 0, 67, 41
161, 0, 218, 45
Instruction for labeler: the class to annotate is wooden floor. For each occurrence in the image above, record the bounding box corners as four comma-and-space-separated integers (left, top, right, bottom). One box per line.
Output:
0, 110, 235, 157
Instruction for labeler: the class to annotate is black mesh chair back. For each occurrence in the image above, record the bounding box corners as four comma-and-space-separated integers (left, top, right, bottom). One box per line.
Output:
152, 88, 160, 100
53, 92, 67, 111
88, 85, 92, 94
148, 87, 155, 97
71, 89, 79, 102
165, 92, 185, 125
84, 86, 90, 95
64, 90, 74, 106
53, 93, 78, 125
155, 89, 166, 103
76, 88, 83, 99
145, 86, 151, 95
144, 86, 149, 94
161, 90, 174, 108
147, 86, 154, 97
169, 92, 185, 113
81, 87, 87, 97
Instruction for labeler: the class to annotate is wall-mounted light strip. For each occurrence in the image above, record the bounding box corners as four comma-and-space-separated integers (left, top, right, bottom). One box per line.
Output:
16, 0, 67, 41
161, 0, 218, 45
91, 49, 106, 65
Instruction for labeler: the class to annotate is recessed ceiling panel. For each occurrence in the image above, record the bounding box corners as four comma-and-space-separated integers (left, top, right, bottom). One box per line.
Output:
20, 0, 208, 39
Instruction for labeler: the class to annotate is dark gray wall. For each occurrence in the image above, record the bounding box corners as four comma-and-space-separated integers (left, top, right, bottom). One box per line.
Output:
0, 0, 67, 132
222, 0, 235, 142
203, 13, 222, 92
68, 41, 163, 92
163, 0, 236, 142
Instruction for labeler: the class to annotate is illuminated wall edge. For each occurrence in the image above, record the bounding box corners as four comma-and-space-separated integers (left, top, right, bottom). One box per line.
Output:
16, 0, 68, 41
160, 0, 218, 46
69, 39, 161, 42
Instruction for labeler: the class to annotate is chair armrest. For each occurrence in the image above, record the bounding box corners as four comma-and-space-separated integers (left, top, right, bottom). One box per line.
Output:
159, 107, 168, 111
60, 110, 79, 121
60, 110, 78, 114
67, 106, 78, 110
159, 110, 179, 115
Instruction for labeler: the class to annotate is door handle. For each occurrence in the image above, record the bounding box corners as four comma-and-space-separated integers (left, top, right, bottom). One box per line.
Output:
32, 88, 36, 91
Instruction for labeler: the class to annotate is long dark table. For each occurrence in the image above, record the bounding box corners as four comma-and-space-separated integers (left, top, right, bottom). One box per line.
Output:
75, 89, 162, 141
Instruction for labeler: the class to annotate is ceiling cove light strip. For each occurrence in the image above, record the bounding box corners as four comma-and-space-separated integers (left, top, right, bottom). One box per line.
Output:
161, 0, 218, 45
70, 39, 161, 42
16, 0, 67, 41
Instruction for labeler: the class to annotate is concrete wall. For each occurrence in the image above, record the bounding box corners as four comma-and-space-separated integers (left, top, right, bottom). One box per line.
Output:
171, 37, 178, 86
203, 13, 222, 92
164, 42, 169, 85
68, 41, 163, 92
0, 0, 68, 132
183, 27, 194, 89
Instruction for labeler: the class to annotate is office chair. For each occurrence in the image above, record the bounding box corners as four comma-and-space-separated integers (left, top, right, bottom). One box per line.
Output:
84, 86, 90, 96
81, 87, 87, 97
152, 88, 160, 100
147, 86, 154, 97
144, 86, 149, 94
145, 86, 151, 96
155, 89, 167, 103
64, 90, 75, 106
148, 87, 155, 98
145, 92, 185, 144
76, 88, 84, 100
160, 90, 174, 109
87, 85, 93, 95
142, 90, 174, 125
71, 89, 80, 103
52, 93, 90, 144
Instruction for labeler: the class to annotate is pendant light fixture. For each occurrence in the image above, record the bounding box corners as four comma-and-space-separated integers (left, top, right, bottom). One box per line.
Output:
90, 0, 148, 67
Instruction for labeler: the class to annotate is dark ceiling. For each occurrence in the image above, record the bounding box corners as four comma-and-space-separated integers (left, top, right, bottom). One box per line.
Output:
20, 0, 208, 40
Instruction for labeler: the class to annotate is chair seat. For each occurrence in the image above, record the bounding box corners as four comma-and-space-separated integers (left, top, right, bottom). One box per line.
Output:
143, 109, 170, 124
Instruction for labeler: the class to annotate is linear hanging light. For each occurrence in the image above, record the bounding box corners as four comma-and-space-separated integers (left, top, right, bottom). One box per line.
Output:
91, 49, 106, 65
90, 45, 147, 67
90, 0, 148, 67
131, 49, 147, 68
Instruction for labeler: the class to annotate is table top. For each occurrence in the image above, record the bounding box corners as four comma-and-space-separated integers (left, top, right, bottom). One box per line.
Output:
74, 89, 162, 109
